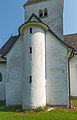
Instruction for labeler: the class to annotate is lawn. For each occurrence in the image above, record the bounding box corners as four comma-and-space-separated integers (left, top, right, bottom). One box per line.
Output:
0, 100, 77, 120
72, 99, 77, 107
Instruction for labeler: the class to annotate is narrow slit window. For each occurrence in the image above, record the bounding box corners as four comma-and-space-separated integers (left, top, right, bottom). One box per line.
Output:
0, 72, 2, 81
30, 47, 32, 53
30, 27, 32, 34
44, 8, 48, 17
29, 76, 32, 83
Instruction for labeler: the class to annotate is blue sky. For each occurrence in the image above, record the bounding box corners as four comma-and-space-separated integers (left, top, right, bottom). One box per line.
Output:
64, 0, 77, 35
0, 0, 77, 47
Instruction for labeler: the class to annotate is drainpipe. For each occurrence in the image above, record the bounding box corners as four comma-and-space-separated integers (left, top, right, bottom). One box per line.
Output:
68, 50, 74, 108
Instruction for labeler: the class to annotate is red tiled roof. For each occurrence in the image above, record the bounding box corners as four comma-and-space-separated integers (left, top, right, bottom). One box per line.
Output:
64, 33, 77, 49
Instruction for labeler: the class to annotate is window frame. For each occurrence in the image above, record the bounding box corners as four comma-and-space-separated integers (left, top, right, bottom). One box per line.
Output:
39, 8, 48, 18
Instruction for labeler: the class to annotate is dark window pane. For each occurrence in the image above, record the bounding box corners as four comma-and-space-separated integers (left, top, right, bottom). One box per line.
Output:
30, 47, 32, 53
0, 73, 2, 81
39, 9, 43, 18
44, 8, 48, 17
30, 28, 32, 33
29, 76, 32, 83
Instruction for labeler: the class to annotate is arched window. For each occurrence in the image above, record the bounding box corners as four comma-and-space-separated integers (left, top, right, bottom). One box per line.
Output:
39, 9, 43, 18
44, 8, 48, 17
0, 72, 2, 81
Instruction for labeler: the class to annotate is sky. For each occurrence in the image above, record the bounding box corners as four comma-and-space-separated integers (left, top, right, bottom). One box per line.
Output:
0, 0, 77, 47
64, 0, 77, 35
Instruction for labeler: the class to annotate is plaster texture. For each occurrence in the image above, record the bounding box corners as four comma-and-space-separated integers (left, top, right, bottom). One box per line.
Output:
70, 55, 77, 96
6, 36, 24, 105
24, 0, 63, 40
22, 26, 46, 109
46, 32, 68, 106
0, 0, 70, 109
0, 63, 6, 100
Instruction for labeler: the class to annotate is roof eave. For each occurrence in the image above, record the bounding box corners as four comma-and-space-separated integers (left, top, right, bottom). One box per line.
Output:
19, 21, 49, 35
23, 0, 47, 8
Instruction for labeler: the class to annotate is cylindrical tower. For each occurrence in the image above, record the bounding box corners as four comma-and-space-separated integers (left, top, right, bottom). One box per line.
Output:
22, 25, 46, 109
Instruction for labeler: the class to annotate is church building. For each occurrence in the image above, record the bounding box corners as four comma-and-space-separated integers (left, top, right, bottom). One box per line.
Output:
0, 0, 73, 110
64, 33, 77, 98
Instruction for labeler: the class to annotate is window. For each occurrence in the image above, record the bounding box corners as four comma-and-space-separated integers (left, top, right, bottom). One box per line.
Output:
30, 27, 32, 34
39, 8, 48, 18
44, 8, 48, 17
30, 47, 32, 53
29, 76, 32, 83
0, 72, 2, 81
39, 9, 43, 18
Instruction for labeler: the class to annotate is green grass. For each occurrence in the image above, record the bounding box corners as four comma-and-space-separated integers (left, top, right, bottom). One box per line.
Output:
0, 100, 22, 112
0, 100, 77, 120
0, 109, 77, 120
72, 99, 77, 107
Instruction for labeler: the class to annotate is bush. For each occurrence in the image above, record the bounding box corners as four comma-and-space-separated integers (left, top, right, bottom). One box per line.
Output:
35, 106, 44, 112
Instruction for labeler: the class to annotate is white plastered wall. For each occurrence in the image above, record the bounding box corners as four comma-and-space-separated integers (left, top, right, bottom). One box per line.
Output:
22, 26, 46, 109
0, 63, 6, 100
6, 36, 24, 105
24, 0, 63, 39
70, 55, 77, 96
46, 32, 68, 106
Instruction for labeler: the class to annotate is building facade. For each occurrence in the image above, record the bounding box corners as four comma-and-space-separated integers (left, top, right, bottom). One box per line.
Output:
64, 34, 77, 97
0, 0, 73, 110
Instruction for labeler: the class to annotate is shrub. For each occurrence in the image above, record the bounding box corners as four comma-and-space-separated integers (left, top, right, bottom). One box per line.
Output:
35, 106, 44, 112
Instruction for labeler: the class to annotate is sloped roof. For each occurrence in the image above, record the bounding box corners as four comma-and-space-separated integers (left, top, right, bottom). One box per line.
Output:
64, 33, 77, 49
24, 0, 47, 7
0, 57, 6, 63
0, 14, 73, 57
0, 36, 19, 56
27, 0, 41, 3
19, 13, 73, 50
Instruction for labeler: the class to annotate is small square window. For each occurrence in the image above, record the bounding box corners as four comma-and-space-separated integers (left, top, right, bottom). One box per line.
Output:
30, 47, 32, 53
30, 28, 32, 34
29, 76, 32, 83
